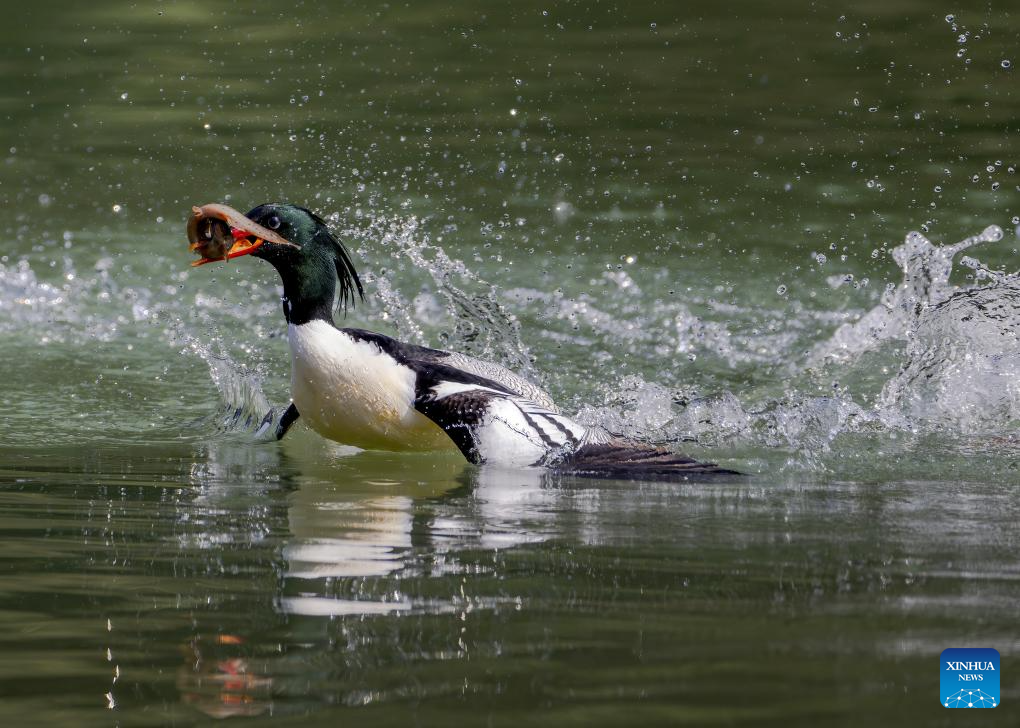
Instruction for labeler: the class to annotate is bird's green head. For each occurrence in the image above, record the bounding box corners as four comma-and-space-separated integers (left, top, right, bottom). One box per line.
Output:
187, 202, 364, 324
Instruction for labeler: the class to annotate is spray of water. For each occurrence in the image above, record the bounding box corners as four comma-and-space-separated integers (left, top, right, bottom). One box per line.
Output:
2, 218, 1017, 469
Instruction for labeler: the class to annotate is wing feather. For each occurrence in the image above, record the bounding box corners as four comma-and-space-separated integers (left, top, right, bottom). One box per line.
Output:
341, 327, 556, 410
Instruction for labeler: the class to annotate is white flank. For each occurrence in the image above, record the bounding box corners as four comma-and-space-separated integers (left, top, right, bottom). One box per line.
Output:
288, 321, 455, 451
474, 398, 557, 467
430, 378, 597, 466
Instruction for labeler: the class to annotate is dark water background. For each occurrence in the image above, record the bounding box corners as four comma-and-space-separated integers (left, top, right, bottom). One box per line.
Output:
1, 1, 1018, 724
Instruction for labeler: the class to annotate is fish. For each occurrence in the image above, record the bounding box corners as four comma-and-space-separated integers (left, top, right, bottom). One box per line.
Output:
187, 213, 233, 264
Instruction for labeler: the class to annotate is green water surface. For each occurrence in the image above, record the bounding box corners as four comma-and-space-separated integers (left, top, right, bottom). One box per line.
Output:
1, 1, 1018, 725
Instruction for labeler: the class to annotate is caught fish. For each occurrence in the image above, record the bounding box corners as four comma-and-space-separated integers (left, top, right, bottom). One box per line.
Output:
186, 203, 295, 267
187, 214, 233, 263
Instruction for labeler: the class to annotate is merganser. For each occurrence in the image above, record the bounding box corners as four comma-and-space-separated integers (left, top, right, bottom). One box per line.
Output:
186, 202, 739, 478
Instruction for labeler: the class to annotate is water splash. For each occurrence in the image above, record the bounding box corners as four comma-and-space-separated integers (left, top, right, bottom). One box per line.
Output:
0, 256, 132, 343
4, 218, 1018, 467
574, 374, 874, 471
880, 283, 1020, 432
503, 280, 803, 370
341, 214, 539, 380
177, 334, 274, 434
806, 225, 1004, 367
573, 224, 1018, 464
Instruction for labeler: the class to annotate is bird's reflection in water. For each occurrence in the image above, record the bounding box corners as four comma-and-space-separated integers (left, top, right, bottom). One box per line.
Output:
177, 436, 579, 718
176, 635, 273, 719
429, 465, 558, 549
281, 486, 416, 617
277, 449, 555, 615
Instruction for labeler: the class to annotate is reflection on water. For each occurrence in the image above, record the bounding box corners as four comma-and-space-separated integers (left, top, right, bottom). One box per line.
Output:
177, 635, 273, 719
1, 445, 1016, 724
282, 490, 415, 616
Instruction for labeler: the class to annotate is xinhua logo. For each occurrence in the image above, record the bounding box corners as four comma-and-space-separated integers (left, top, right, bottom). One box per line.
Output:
941, 648, 999, 708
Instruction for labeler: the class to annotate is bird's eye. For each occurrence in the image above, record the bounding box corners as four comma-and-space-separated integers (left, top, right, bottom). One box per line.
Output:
267, 215, 282, 230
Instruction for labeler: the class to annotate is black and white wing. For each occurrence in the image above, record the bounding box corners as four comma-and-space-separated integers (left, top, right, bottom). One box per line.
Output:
342, 328, 557, 410
411, 361, 605, 467
432, 350, 557, 412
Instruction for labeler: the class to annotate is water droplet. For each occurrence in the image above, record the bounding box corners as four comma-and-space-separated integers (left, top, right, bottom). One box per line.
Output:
37, 193, 51, 206
119, 92, 128, 100
553, 201, 574, 223
945, 14, 955, 22
112, 204, 123, 213
776, 284, 787, 295
553, 153, 564, 162
509, 108, 518, 116
1002, 59, 1012, 69
980, 225, 1003, 242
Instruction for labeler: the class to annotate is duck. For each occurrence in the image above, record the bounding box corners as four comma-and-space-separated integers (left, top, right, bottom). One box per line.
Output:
186, 202, 740, 479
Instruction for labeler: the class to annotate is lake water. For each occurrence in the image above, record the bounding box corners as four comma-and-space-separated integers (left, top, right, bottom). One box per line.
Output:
1, 1, 1018, 724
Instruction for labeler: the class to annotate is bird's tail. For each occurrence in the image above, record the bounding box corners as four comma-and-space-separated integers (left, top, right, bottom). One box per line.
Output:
549, 441, 742, 480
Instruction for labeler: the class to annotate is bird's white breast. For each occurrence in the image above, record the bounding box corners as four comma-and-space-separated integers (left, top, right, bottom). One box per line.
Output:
288, 321, 455, 451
